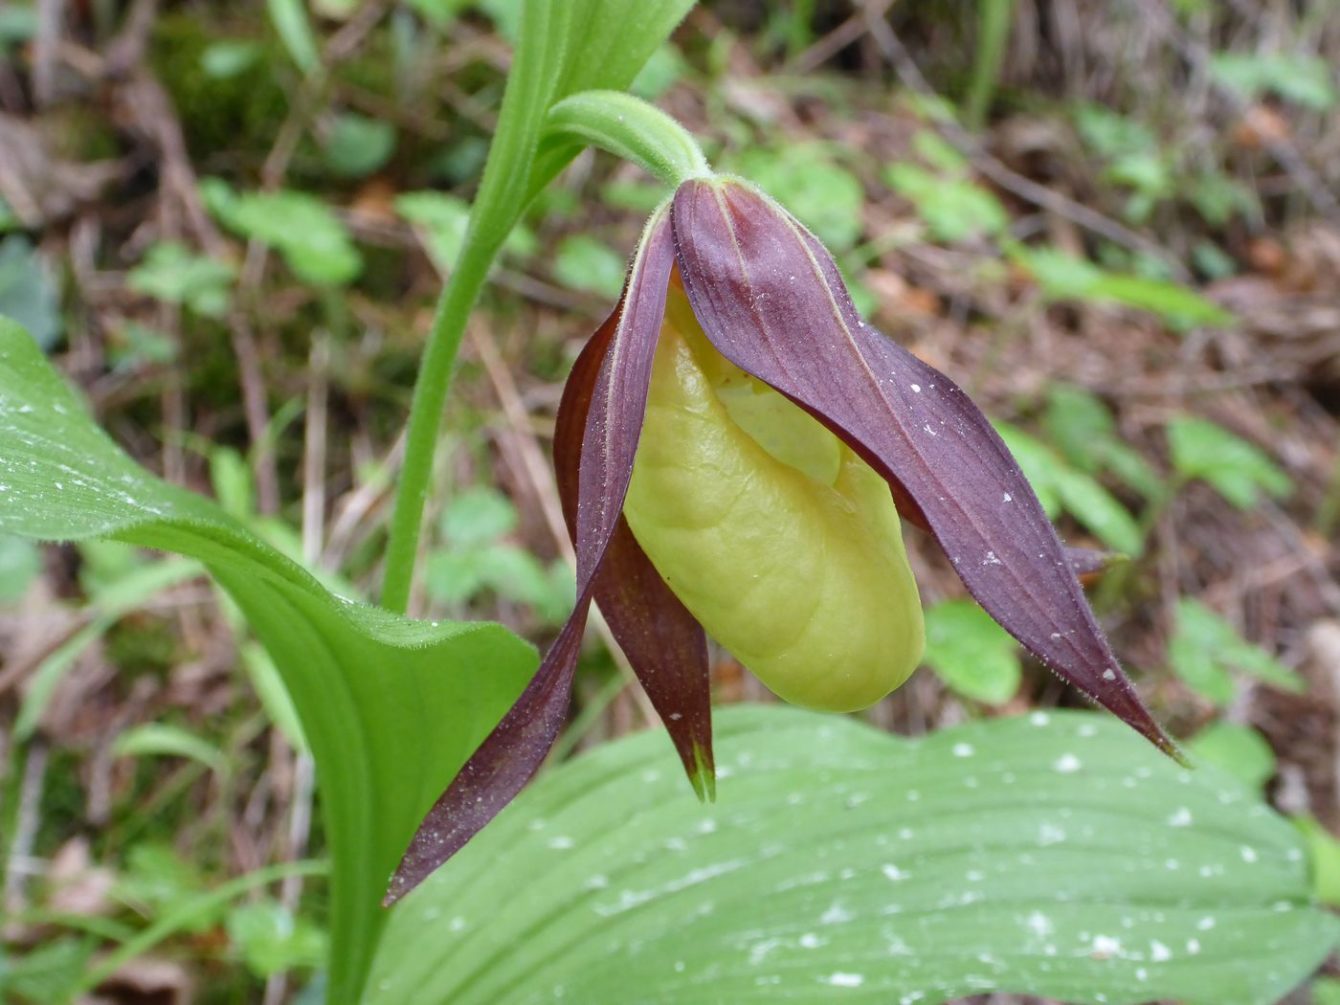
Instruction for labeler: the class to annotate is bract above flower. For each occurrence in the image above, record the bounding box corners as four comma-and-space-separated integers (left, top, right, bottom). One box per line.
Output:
385, 176, 1176, 905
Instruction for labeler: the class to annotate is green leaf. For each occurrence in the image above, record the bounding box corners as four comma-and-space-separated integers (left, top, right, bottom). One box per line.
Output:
200, 40, 263, 79
396, 192, 534, 272
0, 196, 21, 233
127, 242, 236, 319
108, 322, 178, 370
403, 0, 473, 27
396, 192, 472, 271
240, 642, 310, 753
1050, 466, 1144, 557
203, 180, 362, 287
210, 446, 255, 520
922, 599, 1021, 704
912, 129, 969, 174
995, 423, 1061, 516
1169, 599, 1304, 705
0, 7, 39, 52
323, 113, 397, 178
1188, 722, 1276, 791
1211, 52, 1337, 112
553, 234, 629, 298
227, 899, 328, 978
1186, 173, 1256, 229
631, 42, 687, 100
601, 179, 668, 214
1088, 272, 1232, 329
367, 705, 1337, 1005
883, 162, 1008, 243
113, 844, 216, 933
1315, 976, 1340, 1005
0, 320, 535, 1003
1295, 817, 1340, 908
80, 861, 326, 996
0, 533, 40, 602
473, 543, 554, 607
267, 0, 320, 75
1043, 385, 1163, 499
1192, 239, 1237, 280
996, 423, 1143, 555
113, 723, 229, 775
440, 485, 518, 546
0, 235, 61, 349
1106, 151, 1172, 202
425, 549, 485, 605
1075, 104, 1157, 160
478, 0, 523, 39
1009, 245, 1233, 330
1167, 416, 1293, 510
0, 937, 95, 1004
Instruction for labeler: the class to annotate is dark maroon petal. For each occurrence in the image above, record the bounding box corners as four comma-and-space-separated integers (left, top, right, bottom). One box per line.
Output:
384, 609, 591, 905
672, 178, 1175, 758
386, 209, 680, 905
555, 237, 715, 801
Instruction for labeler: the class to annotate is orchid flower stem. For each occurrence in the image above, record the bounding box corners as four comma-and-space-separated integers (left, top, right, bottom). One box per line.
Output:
382, 239, 499, 613
544, 90, 712, 188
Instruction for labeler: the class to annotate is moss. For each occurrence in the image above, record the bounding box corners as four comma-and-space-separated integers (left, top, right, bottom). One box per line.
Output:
151, 14, 289, 168
106, 613, 180, 680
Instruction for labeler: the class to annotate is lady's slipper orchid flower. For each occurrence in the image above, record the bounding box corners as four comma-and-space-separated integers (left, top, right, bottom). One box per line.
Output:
386, 176, 1175, 903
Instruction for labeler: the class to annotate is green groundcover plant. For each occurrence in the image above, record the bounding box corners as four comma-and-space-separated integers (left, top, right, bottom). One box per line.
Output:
1, 2, 1335, 1002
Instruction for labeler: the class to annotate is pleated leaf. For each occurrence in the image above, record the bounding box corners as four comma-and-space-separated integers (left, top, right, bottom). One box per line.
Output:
367, 704, 1336, 1005
0, 321, 536, 1003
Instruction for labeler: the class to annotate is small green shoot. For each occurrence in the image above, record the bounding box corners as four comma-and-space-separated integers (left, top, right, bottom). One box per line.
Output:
127, 242, 236, 319
1167, 416, 1293, 509
1187, 722, 1277, 791
202, 180, 362, 287
426, 486, 574, 626
0, 235, 62, 348
1211, 52, 1337, 111
0, 533, 41, 601
1169, 598, 1304, 705
997, 422, 1144, 555
227, 899, 328, 978
553, 234, 628, 298
1295, 816, 1340, 908
1043, 386, 1164, 500
1009, 244, 1234, 330
922, 599, 1021, 705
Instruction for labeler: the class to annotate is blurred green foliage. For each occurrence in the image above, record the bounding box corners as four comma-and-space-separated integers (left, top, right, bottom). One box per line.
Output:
425, 485, 574, 625
1168, 598, 1304, 705
922, 599, 1021, 705
1168, 417, 1294, 509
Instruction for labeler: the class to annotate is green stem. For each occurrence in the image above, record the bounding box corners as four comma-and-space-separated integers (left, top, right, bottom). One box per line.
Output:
965, 0, 1014, 129
381, 241, 499, 613
543, 90, 710, 187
